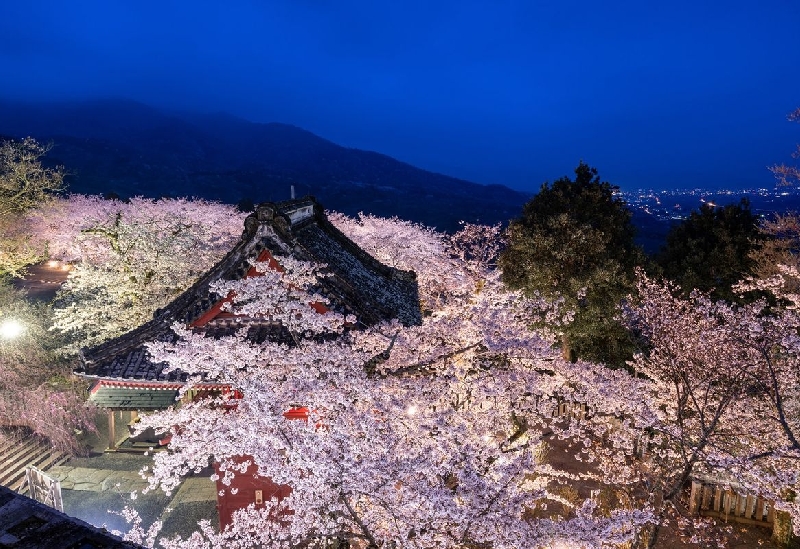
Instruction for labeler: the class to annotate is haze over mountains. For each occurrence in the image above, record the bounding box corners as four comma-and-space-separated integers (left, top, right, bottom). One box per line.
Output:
0, 99, 529, 232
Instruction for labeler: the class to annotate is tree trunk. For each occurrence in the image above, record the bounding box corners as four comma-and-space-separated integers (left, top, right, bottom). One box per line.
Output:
645, 522, 661, 549
772, 510, 794, 547
561, 336, 576, 362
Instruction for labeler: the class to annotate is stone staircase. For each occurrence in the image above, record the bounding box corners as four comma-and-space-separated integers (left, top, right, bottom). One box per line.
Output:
0, 435, 69, 494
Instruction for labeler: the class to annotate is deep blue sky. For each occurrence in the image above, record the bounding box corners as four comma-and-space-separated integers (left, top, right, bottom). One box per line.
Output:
1, 1, 799, 193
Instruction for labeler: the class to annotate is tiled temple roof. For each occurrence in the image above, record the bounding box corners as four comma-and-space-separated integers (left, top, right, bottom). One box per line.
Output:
76, 197, 421, 383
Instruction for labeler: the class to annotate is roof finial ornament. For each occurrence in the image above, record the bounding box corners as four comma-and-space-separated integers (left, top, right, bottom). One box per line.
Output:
290, 184, 296, 200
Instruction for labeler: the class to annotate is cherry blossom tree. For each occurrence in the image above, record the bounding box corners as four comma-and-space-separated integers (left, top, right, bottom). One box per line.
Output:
28, 195, 245, 348
327, 212, 482, 312
749, 212, 800, 298
0, 281, 95, 453
770, 107, 800, 186
126, 216, 652, 549
554, 272, 800, 547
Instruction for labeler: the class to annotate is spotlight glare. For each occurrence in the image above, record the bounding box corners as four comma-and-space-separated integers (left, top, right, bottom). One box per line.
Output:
0, 319, 25, 339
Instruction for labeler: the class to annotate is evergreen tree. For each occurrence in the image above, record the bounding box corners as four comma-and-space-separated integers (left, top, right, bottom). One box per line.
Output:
655, 198, 763, 302
499, 162, 641, 366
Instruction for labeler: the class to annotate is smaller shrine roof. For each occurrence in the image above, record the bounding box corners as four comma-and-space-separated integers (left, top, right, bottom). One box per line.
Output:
88, 381, 182, 411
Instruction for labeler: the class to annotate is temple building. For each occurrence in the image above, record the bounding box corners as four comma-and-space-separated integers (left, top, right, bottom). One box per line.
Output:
74, 196, 421, 451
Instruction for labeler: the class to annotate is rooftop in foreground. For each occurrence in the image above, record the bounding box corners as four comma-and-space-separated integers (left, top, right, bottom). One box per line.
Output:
0, 484, 143, 549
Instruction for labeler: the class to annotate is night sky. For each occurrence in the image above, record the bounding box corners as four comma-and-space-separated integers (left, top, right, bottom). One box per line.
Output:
1, 1, 799, 193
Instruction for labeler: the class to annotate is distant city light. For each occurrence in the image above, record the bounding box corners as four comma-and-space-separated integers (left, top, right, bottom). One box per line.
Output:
622, 186, 800, 226
0, 319, 25, 339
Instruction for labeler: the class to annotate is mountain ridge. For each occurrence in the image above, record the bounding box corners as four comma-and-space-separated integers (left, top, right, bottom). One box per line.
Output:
0, 98, 530, 231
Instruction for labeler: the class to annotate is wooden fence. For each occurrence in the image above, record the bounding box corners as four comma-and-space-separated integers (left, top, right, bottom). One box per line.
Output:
25, 466, 64, 512
550, 400, 591, 420
689, 479, 775, 529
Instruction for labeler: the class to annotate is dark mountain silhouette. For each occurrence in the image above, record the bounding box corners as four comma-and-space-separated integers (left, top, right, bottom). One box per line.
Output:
0, 99, 529, 231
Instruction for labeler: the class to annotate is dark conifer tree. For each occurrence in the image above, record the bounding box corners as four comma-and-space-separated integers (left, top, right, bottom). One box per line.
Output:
655, 198, 763, 303
500, 162, 642, 367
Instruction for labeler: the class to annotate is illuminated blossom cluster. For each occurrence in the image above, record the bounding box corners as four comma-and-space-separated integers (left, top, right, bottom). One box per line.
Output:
27, 195, 245, 348
129, 216, 652, 548
113, 211, 800, 548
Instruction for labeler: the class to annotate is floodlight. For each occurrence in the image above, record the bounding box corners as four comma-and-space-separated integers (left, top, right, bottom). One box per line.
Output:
0, 319, 25, 339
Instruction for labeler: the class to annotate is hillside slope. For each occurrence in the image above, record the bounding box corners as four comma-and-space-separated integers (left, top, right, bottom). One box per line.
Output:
0, 99, 529, 231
